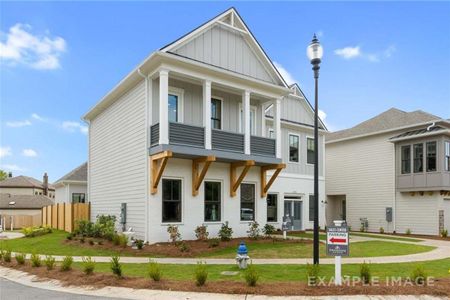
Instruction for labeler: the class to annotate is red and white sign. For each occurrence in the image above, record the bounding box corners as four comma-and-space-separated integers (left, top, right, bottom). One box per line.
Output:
327, 232, 348, 245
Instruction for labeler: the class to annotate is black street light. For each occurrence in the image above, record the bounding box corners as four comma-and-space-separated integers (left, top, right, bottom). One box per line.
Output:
307, 34, 323, 265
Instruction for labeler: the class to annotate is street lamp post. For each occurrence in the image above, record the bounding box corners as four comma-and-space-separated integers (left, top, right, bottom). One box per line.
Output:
307, 34, 323, 265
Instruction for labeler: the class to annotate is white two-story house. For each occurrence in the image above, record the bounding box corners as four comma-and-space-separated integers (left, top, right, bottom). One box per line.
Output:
84, 8, 326, 243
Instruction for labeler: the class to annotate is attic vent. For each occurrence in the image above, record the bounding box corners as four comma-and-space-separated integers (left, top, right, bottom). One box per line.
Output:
8, 201, 16, 206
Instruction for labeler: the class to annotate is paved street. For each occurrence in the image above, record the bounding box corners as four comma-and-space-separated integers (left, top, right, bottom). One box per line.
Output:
0, 278, 121, 300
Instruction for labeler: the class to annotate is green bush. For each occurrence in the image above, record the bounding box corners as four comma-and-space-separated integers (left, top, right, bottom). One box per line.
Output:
75, 215, 116, 240
2, 249, 11, 262
15, 253, 25, 265
66, 233, 74, 240
306, 263, 320, 286
360, 262, 371, 284
112, 234, 120, 245
379, 227, 385, 234
21, 225, 52, 238
194, 225, 209, 241
135, 239, 144, 250
45, 255, 56, 270
82, 256, 95, 275
167, 225, 181, 243
262, 224, 276, 236
406, 228, 412, 235
0, 250, 3, 260
194, 261, 208, 286
30, 253, 41, 267
247, 221, 260, 239
110, 256, 122, 277
208, 238, 220, 248
60, 256, 73, 271
179, 241, 190, 253
148, 260, 162, 281
441, 229, 448, 238
244, 263, 259, 287
411, 266, 427, 285
218, 221, 233, 241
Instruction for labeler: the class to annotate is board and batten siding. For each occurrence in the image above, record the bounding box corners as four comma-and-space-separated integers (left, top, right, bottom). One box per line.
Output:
172, 24, 275, 84
89, 81, 147, 238
325, 133, 396, 232
266, 94, 315, 126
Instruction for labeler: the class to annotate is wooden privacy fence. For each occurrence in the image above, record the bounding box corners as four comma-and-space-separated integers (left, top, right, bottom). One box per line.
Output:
0, 214, 41, 229
42, 203, 90, 232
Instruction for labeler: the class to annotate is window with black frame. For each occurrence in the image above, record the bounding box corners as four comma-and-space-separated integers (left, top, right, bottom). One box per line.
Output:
162, 179, 182, 223
204, 181, 221, 222
413, 143, 423, 173
289, 134, 299, 162
72, 193, 85, 204
266, 194, 277, 222
401, 145, 411, 174
211, 98, 222, 130
307, 137, 315, 164
426, 141, 437, 172
240, 183, 255, 221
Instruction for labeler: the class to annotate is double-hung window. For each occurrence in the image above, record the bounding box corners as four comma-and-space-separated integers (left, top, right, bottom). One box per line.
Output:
289, 134, 299, 162
211, 98, 222, 130
266, 194, 277, 222
426, 141, 437, 172
162, 179, 182, 223
445, 141, 450, 171
72, 193, 86, 204
240, 183, 255, 221
307, 137, 315, 164
204, 181, 221, 222
168, 94, 179, 122
413, 143, 423, 173
401, 145, 411, 174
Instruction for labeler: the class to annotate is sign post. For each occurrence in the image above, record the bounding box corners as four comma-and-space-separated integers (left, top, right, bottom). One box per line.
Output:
282, 215, 292, 239
326, 221, 349, 286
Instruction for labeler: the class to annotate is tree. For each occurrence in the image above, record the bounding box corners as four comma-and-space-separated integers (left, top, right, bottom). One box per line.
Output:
0, 170, 8, 181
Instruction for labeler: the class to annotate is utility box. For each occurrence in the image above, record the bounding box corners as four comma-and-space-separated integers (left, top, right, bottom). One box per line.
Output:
120, 203, 127, 231
386, 207, 393, 222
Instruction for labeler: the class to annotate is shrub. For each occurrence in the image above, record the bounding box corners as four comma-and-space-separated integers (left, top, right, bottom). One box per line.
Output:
262, 224, 276, 236
89, 239, 95, 246
75, 220, 93, 237
66, 233, 74, 240
306, 263, 320, 286
30, 253, 41, 267
406, 228, 412, 235
360, 262, 371, 284
15, 253, 25, 265
82, 256, 95, 275
135, 239, 144, 250
118, 234, 128, 247
244, 263, 259, 287
359, 225, 365, 232
167, 225, 181, 243
75, 215, 116, 240
60, 256, 73, 271
218, 221, 233, 241
179, 241, 190, 252
247, 221, 260, 239
411, 266, 427, 285
194, 261, 208, 286
441, 229, 448, 238
0, 250, 3, 260
148, 260, 162, 281
112, 234, 120, 245
21, 225, 52, 238
2, 249, 11, 263
110, 256, 122, 277
194, 225, 209, 241
379, 227, 385, 234
208, 238, 220, 248
45, 255, 56, 270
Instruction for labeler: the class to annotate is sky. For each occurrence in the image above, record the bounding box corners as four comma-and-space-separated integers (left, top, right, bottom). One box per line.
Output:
1, 1, 449, 182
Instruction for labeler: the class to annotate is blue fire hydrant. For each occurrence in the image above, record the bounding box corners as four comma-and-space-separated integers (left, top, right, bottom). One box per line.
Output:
236, 241, 250, 269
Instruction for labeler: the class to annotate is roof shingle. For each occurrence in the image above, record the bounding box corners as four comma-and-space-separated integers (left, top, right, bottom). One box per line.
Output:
55, 162, 87, 183
0, 176, 55, 190
0, 193, 54, 209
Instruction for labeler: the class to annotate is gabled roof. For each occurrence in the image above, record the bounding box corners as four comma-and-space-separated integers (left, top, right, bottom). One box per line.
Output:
55, 162, 87, 184
160, 7, 288, 88
327, 108, 443, 143
0, 175, 55, 190
0, 193, 53, 209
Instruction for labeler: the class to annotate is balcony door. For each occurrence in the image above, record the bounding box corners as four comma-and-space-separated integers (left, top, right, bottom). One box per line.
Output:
239, 104, 257, 135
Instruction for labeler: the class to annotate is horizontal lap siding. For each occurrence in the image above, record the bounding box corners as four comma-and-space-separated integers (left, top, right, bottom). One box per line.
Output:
89, 81, 147, 238
396, 192, 439, 235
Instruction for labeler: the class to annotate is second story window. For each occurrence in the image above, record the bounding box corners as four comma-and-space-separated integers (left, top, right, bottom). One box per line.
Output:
211, 98, 222, 130
426, 141, 437, 172
72, 193, 86, 204
445, 141, 450, 171
168, 94, 179, 122
401, 145, 411, 174
413, 143, 423, 173
307, 137, 315, 164
289, 134, 299, 162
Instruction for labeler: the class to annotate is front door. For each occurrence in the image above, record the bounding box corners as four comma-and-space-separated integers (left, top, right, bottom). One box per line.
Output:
284, 197, 302, 230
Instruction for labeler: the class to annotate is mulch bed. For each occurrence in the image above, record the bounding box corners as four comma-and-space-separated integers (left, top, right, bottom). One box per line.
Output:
1, 262, 449, 296
64, 237, 310, 257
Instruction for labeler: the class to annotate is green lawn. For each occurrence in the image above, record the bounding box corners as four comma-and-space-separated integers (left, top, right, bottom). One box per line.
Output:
350, 232, 423, 242
73, 258, 450, 282
0, 231, 435, 259
286, 232, 327, 241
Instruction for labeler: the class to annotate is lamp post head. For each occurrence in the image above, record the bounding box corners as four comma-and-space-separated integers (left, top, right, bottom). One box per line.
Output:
307, 34, 323, 65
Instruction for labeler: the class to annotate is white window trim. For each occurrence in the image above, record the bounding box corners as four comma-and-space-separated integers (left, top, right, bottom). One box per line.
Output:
238, 103, 257, 135
160, 176, 184, 225
268, 128, 274, 139
169, 86, 184, 123
266, 192, 279, 224
239, 181, 257, 223
203, 179, 224, 224
211, 96, 224, 130
288, 132, 300, 164
306, 135, 315, 166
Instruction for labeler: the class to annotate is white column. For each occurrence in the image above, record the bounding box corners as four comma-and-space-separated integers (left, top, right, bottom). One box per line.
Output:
159, 69, 169, 145
203, 80, 212, 149
243, 90, 251, 155
260, 103, 266, 137
274, 98, 282, 158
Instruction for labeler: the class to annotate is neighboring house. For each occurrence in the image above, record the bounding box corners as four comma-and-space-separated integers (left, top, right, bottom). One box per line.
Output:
326, 108, 450, 235
83, 8, 326, 243
54, 162, 88, 204
0, 173, 55, 199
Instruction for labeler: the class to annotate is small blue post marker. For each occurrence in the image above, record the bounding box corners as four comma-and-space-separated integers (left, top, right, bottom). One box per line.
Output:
236, 242, 249, 269
237, 242, 248, 255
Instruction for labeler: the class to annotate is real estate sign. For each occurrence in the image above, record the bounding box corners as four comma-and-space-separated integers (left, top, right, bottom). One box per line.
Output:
326, 225, 349, 256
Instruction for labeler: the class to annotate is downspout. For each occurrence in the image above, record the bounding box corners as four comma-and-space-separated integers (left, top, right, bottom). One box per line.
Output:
137, 68, 149, 243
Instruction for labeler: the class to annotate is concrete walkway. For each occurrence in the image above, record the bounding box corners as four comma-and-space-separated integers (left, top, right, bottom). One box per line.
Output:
0, 267, 445, 300
12, 236, 450, 265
